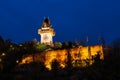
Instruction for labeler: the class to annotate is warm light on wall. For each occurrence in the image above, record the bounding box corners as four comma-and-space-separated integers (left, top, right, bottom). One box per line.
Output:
20, 45, 104, 70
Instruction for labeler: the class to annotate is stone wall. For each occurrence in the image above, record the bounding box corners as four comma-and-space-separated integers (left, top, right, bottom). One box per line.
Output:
20, 45, 104, 70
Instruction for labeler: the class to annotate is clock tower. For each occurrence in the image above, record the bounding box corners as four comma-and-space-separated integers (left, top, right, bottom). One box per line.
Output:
38, 18, 55, 45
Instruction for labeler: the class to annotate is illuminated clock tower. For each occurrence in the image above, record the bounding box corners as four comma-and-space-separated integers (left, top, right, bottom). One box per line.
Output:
38, 18, 55, 45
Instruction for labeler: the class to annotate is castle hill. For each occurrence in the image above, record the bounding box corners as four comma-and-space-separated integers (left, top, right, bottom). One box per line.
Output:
0, 18, 120, 80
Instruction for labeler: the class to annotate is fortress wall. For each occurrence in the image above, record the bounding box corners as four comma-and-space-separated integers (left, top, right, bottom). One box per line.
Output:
20, 45, 104, 70
90, 45, 104, 59
44, 49, 67, 69
79, 47, 89, 59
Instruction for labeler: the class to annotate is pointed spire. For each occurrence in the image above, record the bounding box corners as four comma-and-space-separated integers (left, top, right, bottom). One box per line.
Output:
101, 37, 106, 47
86, 35, 89, 43
98, 35, 101, 44
86, 35, 89, 46
42, 17, 51, 28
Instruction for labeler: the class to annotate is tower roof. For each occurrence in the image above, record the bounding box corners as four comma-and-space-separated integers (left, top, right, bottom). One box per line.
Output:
42, 17, 51, 28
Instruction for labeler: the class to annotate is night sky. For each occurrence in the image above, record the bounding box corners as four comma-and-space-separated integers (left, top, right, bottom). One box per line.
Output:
0, 0, 120, 45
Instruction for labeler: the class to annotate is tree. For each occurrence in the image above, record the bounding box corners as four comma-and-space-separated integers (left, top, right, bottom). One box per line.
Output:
22, 41, 36, 54
0, 36, 4, 52
35, 44, 50, 52
101, 37, 106, 48
39, 62, 47, 71
51, 59, 61, 77
54, 42, 62, 49
0, 36, 4, 44
75, 39, 84, 47
66, 50, 72, 70
62, 41, 73, 49
112, 38, 120, 56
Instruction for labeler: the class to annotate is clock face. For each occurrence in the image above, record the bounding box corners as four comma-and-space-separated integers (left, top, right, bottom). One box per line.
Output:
43, 34, 49, 41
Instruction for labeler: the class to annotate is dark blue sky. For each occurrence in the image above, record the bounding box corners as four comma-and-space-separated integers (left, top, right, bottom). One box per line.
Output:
0, 0, 120, 45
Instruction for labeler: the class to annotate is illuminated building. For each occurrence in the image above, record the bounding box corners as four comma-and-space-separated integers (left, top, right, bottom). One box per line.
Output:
38, 18, 55, 45
20, 18, 104, 70
20, 45, 104, 70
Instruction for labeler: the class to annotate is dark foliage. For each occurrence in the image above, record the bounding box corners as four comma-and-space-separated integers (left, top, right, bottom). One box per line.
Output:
51, 59, 61, 72
62, 42, 73, 49
0, 35, 120, 80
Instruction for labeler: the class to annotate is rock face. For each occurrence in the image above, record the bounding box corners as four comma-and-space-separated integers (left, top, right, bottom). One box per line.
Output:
20, 45, 104, 70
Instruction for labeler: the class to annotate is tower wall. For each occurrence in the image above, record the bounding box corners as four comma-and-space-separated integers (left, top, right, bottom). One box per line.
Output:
41, 33, 53, 44
38, 18, 55, 45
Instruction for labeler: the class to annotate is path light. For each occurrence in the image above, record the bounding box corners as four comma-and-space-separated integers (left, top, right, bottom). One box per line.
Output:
16, 60, 19, 63
2, 53, 5, 56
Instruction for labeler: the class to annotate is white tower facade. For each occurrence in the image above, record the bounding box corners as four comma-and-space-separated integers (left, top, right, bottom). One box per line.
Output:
38, 18, 55, 45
